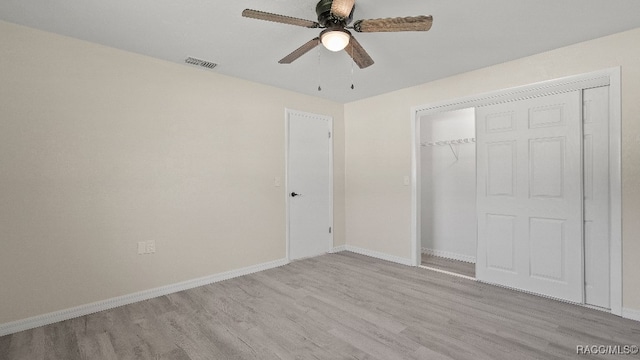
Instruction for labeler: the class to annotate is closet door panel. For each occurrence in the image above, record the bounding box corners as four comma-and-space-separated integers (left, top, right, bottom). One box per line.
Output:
529, 137, 565, 199
486, 141, 516, 197
583, 86, 610, 309
529, 217, 565, 281
476, 91, 583, 303
485, 214, 516, 272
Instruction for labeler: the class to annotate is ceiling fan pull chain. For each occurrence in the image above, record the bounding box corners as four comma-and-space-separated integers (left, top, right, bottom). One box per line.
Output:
317, 47, 322, 91
350, 44, 355, 90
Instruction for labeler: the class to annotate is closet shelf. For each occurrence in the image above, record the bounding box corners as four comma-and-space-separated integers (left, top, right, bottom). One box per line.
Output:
420, 138, 476, 147
421, 138, 475, 161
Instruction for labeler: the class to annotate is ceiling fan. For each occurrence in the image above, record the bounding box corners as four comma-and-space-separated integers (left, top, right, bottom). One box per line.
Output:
242, 0, 433, 69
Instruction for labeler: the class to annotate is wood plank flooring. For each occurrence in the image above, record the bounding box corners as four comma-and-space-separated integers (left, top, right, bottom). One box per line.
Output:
421, 253, 476, 278
1, 252, 639, 360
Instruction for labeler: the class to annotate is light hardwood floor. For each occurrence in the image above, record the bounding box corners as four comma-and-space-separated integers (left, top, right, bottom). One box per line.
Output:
421, 253, 475, 278
1, 252, 639, 360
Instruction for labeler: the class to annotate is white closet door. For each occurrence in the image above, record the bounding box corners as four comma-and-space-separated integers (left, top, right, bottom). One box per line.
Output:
583, 86, 610, 308
476, 91, 583, 303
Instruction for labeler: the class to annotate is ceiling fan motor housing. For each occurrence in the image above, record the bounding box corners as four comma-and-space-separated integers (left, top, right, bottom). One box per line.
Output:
316, 0, 354, 26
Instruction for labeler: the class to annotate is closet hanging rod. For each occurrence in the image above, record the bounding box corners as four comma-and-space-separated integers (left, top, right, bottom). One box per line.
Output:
420, 137, 475, 147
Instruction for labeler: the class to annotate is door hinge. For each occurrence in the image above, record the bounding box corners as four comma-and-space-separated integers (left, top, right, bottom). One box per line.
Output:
328, 131, 331, 139
329, 226, 332, 234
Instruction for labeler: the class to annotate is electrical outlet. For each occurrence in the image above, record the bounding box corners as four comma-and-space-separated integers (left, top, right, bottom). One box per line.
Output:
137, 242, 146, 255
146, 240, 156, 254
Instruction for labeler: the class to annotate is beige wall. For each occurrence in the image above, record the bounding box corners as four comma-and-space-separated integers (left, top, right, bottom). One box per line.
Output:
345, 28, 640, 311
0, 21, 345, 324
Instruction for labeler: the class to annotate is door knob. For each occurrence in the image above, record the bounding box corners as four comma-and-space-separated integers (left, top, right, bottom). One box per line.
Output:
291, 192, 301, 197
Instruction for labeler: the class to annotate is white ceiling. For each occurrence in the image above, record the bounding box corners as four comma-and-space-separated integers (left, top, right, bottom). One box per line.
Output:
2, 0, 640, 103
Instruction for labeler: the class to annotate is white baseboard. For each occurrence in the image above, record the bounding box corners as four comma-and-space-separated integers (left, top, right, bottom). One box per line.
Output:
622, 307, 640, 322
329, 245, 347, 253
422, 247, 476, 264
0, 258, 289, 337
419, 265, 476, 281
344, 245, 413, 266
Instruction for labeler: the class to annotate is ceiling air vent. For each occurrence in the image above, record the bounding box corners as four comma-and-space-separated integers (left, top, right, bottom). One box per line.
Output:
185, 57, 218, 69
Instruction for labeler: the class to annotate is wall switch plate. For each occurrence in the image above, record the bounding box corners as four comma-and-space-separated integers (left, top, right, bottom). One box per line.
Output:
146, 240, 156, 254
274, 177, 281, 187
137, 241, 146, 255
404, 176, 411, 186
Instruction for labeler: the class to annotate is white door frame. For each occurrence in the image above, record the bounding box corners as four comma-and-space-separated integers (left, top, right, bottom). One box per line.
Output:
285, 108, 334, 261
410, 68, 622, 316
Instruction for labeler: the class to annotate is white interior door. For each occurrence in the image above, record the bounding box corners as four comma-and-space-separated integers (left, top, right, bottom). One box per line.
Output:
286, 110, 332, 260
476, 91, 584, 303
583, 86, 610, 308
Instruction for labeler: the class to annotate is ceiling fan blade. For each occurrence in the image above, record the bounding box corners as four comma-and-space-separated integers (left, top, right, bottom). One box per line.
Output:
354, 15, 433, 32
242, 9, 320, 28
345, 36, 374, 69
279, 38, 321, 64
331, 0, 355, 18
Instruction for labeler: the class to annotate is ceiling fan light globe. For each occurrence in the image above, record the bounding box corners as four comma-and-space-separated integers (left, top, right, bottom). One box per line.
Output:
321, 30, 350, 51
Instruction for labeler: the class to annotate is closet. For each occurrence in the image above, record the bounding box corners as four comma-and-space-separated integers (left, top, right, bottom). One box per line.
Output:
420, 108, 476, 277
416, 78, 615, 309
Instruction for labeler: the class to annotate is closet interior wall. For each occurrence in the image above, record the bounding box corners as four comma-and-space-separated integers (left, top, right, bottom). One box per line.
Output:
420, 108, 477, 263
